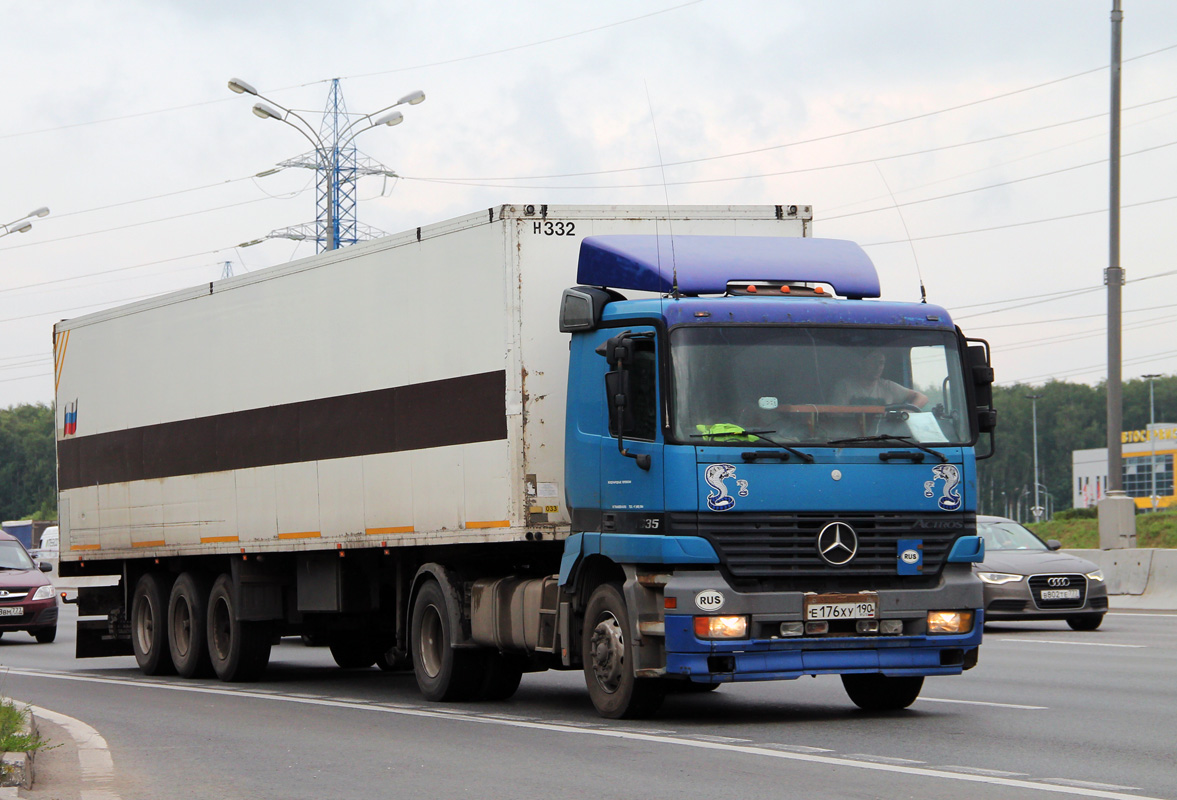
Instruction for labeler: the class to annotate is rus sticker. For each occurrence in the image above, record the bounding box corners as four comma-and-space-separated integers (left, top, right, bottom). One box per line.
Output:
695, 590, 725, 612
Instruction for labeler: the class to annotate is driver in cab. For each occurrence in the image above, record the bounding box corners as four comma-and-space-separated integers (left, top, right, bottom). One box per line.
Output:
831, 350, 928, 408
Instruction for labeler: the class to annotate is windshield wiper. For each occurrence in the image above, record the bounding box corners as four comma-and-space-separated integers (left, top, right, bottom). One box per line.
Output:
691, 429, 815, 463
827, 434, 947, 463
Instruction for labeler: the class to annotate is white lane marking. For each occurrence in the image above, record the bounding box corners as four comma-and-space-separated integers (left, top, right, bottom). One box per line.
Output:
918, 697, 1048, 710
940, 765, 1030, 778
1044, 780, 1143, 792
29, 704, 121, 800
6, 669, 1164, 800
845, 754, 926, 766
1107, 612, 1175, 617
990, 638, 1146, 649
758, 743, 834, 754
687, 734, 752, 744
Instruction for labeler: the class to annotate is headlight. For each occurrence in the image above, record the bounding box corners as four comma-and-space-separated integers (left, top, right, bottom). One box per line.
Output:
927, 610, 974, 634
31, 585, 55, 601
977, 572, 1024, 585
1086, 570, 1105, 582
694, 615, 748, 639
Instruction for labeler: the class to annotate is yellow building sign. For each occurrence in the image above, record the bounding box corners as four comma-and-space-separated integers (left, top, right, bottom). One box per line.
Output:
1122, 427, 1177, 444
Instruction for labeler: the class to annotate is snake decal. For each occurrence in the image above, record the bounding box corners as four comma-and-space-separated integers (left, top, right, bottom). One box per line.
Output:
923, 463, 962, 511
704, 463, 741, 511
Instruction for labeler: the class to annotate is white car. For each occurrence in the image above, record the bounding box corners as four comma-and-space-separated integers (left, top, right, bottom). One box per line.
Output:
30, 526, 58, 561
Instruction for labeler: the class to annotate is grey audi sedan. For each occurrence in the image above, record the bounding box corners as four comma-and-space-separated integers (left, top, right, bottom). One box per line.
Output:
975, 515, 1108, 630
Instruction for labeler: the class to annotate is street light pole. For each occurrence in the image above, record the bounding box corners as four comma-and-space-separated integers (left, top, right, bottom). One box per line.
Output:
1, 207, 50, 238
1143, 374, 1161, 510
229, 78, 423, 252
1026, 394, 1044, 521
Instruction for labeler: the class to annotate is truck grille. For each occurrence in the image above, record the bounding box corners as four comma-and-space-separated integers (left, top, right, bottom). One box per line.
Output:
671, 511, 973, 582
1028, 574, 1087, 609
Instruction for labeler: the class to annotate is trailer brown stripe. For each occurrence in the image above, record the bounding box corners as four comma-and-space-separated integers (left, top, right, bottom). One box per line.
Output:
57, 370, 508, 491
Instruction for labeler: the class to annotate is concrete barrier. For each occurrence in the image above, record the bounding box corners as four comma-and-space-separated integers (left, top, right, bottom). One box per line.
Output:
1065, 548, 1177, 610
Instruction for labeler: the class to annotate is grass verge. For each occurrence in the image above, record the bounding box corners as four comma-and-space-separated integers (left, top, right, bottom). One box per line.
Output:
0, 699, 46, 754
1028, 513, 1177, 549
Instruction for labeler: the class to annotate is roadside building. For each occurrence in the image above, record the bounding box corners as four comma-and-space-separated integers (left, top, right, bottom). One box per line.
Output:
1073, 422, 1177, 510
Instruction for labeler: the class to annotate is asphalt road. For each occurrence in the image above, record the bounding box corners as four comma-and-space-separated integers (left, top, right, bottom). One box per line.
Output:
1, 604, 1174, 800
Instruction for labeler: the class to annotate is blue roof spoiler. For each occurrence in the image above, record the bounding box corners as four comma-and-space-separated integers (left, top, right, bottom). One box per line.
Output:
577, 235, 881, 299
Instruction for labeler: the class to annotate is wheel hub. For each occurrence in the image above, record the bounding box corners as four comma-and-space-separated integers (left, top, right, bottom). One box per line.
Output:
589, 612, 625, 693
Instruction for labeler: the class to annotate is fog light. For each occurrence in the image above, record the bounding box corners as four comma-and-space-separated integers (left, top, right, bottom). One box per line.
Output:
879, 619, 904, 635
779, 621, 804, 637
694, 615, 748, 639
805, 620, 829, 635
927, 610, 974, 634
856, 619, 879, 634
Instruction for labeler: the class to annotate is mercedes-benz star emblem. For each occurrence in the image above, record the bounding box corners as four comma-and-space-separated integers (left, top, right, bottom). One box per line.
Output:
817, 521, 858, 566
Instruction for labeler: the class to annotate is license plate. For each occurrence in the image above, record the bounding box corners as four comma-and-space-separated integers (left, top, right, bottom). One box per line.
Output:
805, 593, 878, 620
0, 607, 23, 617
1040, 589, 1080, 600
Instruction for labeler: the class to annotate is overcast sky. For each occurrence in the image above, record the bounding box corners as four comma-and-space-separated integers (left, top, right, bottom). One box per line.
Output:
2, 1, 1175, 409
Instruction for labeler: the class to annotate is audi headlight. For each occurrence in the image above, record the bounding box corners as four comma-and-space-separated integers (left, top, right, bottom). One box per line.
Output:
977, 572, 1024, 585
31, 585, 55, 601
1086, 570, 1105, 582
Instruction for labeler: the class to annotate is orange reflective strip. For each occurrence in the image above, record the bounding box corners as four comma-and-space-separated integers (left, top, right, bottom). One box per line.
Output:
131, 540, 166, 548
200, 535, 240, 544
277, 531, 322, 540
366, 526, 414, 535
70, 543, 100, 551
466, 520, 510, 529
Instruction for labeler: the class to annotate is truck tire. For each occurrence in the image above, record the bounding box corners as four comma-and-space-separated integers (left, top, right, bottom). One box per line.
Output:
841, 673, 924, 711
168, 572, 214, 678
582, 583, 665, 719
329, 637, 379, 669
132, 573, 176, 675
478, 652, 524, 701
207, 574, 272, 682
1067, 614, 1104, 631
410, 579, 483, 701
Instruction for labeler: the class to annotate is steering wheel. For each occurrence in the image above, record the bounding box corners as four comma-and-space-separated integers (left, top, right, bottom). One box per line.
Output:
885, 403, 922, 413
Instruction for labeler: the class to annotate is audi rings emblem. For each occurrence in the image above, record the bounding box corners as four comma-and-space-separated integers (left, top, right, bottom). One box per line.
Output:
817, 521, 858, 566
1047, 576, 1071, 587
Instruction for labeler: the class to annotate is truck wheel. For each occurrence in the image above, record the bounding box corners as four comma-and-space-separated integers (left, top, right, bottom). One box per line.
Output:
33, 626, 56, 644
132, 573, 176, 675
582, 583, 665, 719
329, 637, 379, 669
841, 673, 924, 711
168, 572, 214, 678
478, 652, 524, 701
411, 579, 482, 701
207, 574, 272, 682
1067, 614, 1104, 631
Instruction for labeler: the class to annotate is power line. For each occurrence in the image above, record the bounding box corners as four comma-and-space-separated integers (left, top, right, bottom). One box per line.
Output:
0, 249, 226, 296
972, 302, 1176, 330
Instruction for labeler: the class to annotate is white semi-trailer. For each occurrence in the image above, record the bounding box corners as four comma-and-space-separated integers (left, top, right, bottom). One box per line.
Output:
56, 204, 991, 718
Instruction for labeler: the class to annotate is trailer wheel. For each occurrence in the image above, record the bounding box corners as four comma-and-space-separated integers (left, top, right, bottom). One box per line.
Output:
582, 583, 665, 719
410, 579, 482, 701
207, 574, 272, 682
168, 572, 213, 678
132, 573, 176, 675
841, 673, 924, 711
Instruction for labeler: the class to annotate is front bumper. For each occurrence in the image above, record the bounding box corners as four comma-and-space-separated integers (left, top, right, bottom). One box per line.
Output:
664, 611, 982, 682
982, 577, 1108, 622
0, 598, 58, 631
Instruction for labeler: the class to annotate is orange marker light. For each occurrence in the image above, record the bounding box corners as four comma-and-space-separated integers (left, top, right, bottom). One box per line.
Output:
780, 286, 791, 294
665, 597, 678, 609
814, 286, 825, 294
746, 285, 758, 293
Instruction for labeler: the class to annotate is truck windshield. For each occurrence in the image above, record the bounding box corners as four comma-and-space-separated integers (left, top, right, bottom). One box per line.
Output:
669, 326, 972, 447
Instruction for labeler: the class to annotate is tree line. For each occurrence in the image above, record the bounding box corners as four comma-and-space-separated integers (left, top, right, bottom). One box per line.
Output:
0, 404, 56, 522
978, 376, 1177, 518
2, 378, 1174, 522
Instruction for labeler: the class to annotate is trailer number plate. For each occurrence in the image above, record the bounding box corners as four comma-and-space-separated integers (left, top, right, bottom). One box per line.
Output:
1040, 589, 1080, 600
0, 607, 23, 617
805, 593, 878, 620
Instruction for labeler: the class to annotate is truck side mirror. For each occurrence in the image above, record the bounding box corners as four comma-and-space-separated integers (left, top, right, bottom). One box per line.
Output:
596, 330, 652, 470
964, 338, 997, 455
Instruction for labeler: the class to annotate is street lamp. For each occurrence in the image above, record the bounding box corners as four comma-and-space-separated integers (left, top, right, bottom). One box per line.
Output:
1, 206, 49, 238
1026, 394, 1044, 521
228, 78, 424, 251
1143, 374, 1162, 511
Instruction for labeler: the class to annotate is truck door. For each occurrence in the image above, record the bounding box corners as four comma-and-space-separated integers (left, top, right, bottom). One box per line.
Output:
599, 326, 665, 524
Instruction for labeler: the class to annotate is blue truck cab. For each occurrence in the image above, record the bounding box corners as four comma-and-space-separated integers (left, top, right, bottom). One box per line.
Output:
558, 234, 995, 718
